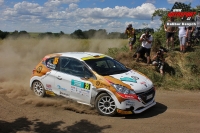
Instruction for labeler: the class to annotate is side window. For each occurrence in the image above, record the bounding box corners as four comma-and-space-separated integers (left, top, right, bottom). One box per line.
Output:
83, 66, 94, 78
46, 57, 59, 70
59, 57, 95, 78
60, 58, 70, 73
59, 58, 84, 77
70, 59, 85, 77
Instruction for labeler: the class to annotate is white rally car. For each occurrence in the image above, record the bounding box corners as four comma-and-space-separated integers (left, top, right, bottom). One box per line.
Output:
30, 52, 156, 116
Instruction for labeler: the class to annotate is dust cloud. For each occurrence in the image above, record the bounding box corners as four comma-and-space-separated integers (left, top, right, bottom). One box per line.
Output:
0, 37, 124, 114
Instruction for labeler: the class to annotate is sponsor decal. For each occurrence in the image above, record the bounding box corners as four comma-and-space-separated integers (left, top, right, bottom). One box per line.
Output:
46, 84, 51, 88
60, 91, 69, 97
120, 77, 137, 83
167, 9, 197, 27
71, 80, 91, 97
166, 22, 196, 27
125, 72, 129, 75
71, 79, 91, 90
130, 83, 134, 86
96, 81, 100, 86
71, 86, 76, 89
45, 90, 55, 96
95, 81, 109, 89
99, 83, 110, 89
167, 9, 196, 20
117, 109, 132, 115
131, 76, 139, 80
140, 81, 147, 87
57, 85, 67, 91
125, 100, 135, 106
46, 84, 52, 91
36, 66, 43, 73
47, 62, 56, 69
71, 86, 81, 93
81, 89, 90, 96
71, 86, 90, 97
81, 55, 105, 60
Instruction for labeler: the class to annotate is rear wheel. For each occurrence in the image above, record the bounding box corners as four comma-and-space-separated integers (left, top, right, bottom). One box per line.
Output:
95, 93, 117, 116
32, 81, 45, 97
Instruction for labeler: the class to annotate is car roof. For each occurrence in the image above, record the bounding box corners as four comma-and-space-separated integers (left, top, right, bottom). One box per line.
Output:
48, 52, 110, 60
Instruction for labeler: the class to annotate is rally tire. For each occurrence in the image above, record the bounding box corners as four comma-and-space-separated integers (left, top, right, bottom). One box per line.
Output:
32, 81, 46, 97
95, 93, 117, 116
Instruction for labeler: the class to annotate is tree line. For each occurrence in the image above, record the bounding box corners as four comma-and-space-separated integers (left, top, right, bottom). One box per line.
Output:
0, 28, 154, 39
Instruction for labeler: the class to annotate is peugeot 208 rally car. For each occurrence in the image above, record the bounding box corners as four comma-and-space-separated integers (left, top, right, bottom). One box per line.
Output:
30, 52, 156, 116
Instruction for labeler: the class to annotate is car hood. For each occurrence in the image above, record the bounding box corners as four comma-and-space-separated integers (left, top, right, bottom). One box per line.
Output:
108, 70, 153, 93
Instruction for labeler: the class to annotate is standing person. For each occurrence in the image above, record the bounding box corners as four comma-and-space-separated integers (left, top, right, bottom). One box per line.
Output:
125, 24, 136, 51
178, 18, 188, 53
186, 24, 194, 49
194, 10, 200, 41
164, 17, 176, 50
136, 30, 153, 65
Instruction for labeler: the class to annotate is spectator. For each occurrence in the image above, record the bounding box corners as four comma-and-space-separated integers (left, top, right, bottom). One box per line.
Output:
178, 18, 188, 53
136, 30, 153, 64
164, 17, 177, 50
194, 10, 200, 41
125, 24, 136, 51
152, 47, 166, 75
186, 24, 194, 49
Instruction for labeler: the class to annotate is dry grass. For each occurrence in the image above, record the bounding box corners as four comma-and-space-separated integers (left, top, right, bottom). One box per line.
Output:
109, 44, 200, 91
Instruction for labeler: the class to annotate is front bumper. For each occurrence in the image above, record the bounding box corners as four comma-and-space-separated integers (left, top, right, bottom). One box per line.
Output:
117, 99, 156, 115
133, 100, 156, 114
115, 88, 156, 115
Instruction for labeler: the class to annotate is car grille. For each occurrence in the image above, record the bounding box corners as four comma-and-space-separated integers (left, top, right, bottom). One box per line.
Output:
137, 88, 155, 104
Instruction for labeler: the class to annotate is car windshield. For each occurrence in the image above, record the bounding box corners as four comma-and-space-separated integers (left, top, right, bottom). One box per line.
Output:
84, 57, 130, 76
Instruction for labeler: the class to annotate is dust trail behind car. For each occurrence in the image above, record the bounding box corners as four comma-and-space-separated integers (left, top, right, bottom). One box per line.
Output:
0, 37, 123, 114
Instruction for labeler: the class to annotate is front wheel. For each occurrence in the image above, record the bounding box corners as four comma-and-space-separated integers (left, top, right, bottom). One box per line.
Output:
95, 93, 117, 116
32, 81, 45, 97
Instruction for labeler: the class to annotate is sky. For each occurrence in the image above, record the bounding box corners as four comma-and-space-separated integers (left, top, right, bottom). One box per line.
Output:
0, 0, 199, 34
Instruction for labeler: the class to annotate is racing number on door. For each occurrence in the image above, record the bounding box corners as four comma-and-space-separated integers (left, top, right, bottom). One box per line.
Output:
84, 83, 91, 90
53, 57, 59, 65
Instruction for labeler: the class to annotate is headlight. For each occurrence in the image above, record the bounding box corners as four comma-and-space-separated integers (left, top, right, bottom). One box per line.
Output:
112, 84, 135, 94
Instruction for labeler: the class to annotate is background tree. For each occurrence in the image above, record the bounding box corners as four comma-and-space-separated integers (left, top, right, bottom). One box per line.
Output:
95, 29, 107, 39
151, 8, 169, 50
18, 31, 30, 38
84, 29, 96, 39
60, 31, 64, 35
70, 29, 85, 39
0, 30, 10, 39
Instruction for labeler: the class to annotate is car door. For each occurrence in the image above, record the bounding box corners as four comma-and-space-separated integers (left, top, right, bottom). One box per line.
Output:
41, 57, 59, 94
54, 57, 95, 104
53, 57, 71, 98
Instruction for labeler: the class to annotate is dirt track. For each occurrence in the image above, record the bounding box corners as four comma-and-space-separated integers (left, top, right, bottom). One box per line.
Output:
0, 38, 200, 133
0, 90, 200, 133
